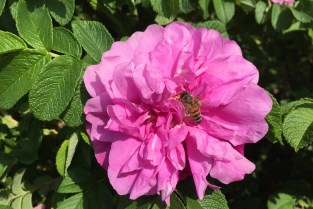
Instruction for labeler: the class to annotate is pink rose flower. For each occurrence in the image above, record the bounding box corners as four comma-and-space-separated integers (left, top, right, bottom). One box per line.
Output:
271, 0, 295, 5
84, 21, 272, 204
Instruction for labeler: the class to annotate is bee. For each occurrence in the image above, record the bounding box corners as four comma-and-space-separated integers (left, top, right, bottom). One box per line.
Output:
180, 91, 202, 123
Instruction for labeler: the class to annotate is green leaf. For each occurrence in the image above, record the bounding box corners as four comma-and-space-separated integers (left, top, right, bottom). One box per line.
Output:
56, 193, 83, 209
281, 98, 313, 118
62, 80, 88, 127
151, 0, 179, 18
0, 49, 50, 109
0, 31, 26, 54
283, 104, 313, 151
52, 27, 82, 58
20, 193, 32, 209
255, 1, 267, 24
179, 0, 197, 13
16, 0, 53, 50
155, 14, 175, 25
265, 93, 283, 144
0, 0, 6, 17
199, 190, 229, 209
29, 55, 84, 121
289, 7, 313, 23
56, 140, 69, 176
56, 132, 79, 176
199, 0, 210, 19
295, 0, 313, 21
47, 0, 75, 26
271, 4, 293, 31
65, 133, 79, 171
11, 169, 25, 195
57, 176, 83, 193
117, 196, 156, 209
267, 193, 295, 209
239, 0, 256, 13
170, 193, 186, 209
0, 205, 14, 209
78, 130, 91, 145
72, 20, 113, 62
0, 153, 14, 178
10, 197, 23, 209
176, 178, 229, 209
186, 197, 202, 209
213, 0, 235, 23
282, 21, 307, 33
196, 20, 229, 38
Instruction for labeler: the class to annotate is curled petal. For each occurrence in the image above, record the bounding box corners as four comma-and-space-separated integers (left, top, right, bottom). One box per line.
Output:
201, 83, 272, 146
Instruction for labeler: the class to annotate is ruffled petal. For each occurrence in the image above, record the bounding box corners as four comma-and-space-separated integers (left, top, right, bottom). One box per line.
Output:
201, 83, 272, 146
187, 127, 256, 186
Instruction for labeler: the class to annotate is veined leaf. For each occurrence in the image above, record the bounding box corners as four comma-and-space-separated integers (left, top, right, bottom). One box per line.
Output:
29, 55, 84, 121
155, 14, 175, 25
52, 27, 82, 58
72, 20, 113, 62
267, 193, 295, 209
62, 79, 89, 127
151, 0, 179, 18
56, 132, 79, 176
213, 0, 235, 23
199, 190, 229, 209
196, 20, 229, 38
57, 176, 83, 193
170, 193, 186, 209
56, 139, 69, 176
179, 0, 197, 13
265, 93, 283, 144
47, 0, 75, 26
177, 178, 228, 209
117, 196, 156, 209
16, 0, 53, 50
0, 31, 26, 54
0, 49, 50, 109
281, 98, 313, 118
56, 193, 83, 209
283, 104, 313, 151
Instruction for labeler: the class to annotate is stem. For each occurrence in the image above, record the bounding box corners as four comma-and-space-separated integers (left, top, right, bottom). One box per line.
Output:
49, 52, 60, 58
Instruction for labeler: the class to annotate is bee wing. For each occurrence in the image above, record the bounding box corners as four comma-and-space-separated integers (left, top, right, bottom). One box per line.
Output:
198, 98, 210, 107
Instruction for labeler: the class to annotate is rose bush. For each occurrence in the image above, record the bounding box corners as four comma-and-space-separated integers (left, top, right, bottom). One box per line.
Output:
84, 21, 272, 204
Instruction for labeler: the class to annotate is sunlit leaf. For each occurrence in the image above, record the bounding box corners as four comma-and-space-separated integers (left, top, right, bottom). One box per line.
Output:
47, 0, 75, 25
0, 49, 50, 109
283, 104, 313, 151
0, 31, 26, 54
72, 20, 113, 62
52, 27, 82, 58
16, 0, 53, 50
29, 55, 84, 120
213, 0, 235, 23
267, 193, 295, 209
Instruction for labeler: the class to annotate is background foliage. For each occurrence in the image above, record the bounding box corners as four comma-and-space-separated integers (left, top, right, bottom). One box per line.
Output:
0, 0, 312, 208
